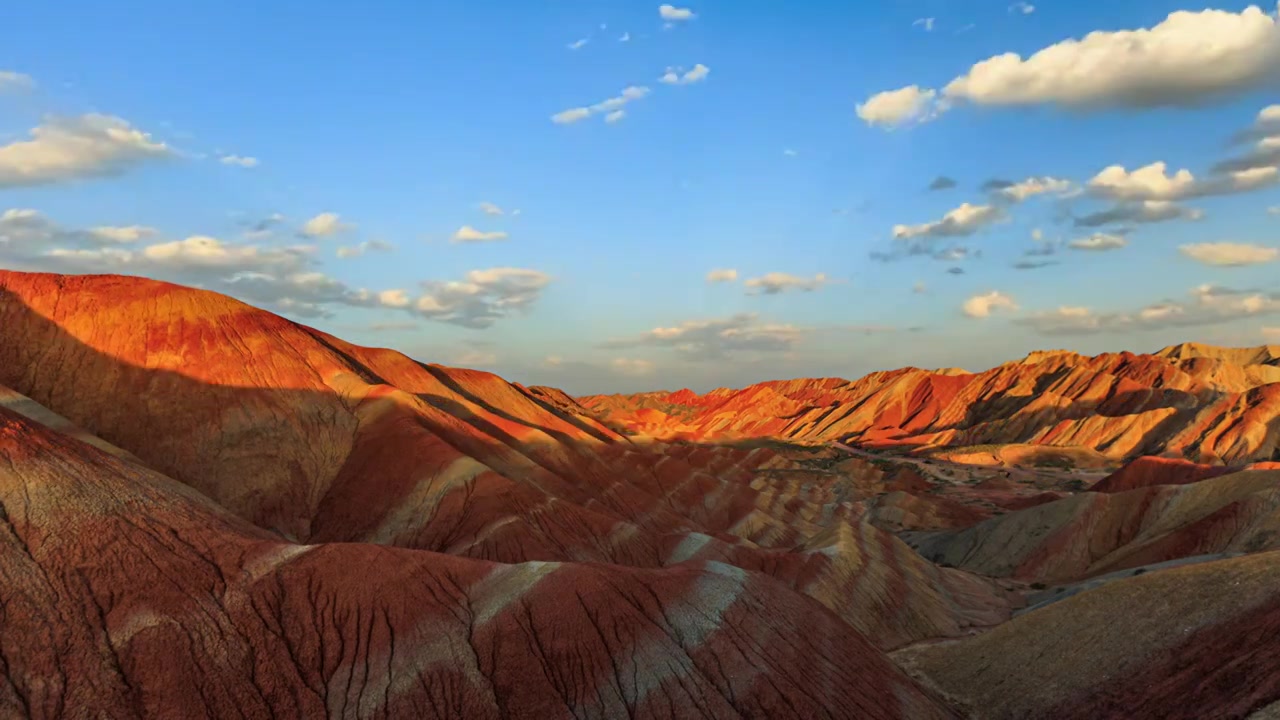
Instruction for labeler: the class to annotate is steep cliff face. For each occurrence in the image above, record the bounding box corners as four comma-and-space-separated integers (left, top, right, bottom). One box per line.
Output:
582, 346, 1280, 464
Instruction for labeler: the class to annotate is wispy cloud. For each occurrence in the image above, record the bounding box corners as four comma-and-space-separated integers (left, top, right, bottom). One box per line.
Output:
452, 225, 509, 243
552, 85, 651, 124
1179, 241, 1279, 266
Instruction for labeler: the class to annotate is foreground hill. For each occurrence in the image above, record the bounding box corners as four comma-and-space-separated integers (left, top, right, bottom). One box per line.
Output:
582, 345, 1280, 464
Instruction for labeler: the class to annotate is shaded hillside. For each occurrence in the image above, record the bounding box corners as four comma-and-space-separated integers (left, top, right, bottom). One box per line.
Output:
0, 402, 958, 719
581, 347, 1280, 464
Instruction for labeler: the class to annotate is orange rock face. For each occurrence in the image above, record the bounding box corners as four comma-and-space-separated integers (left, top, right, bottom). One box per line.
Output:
583, 346, 1280, 465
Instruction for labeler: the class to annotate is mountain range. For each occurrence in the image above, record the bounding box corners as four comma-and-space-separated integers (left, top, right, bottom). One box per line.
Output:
3, 268, 1280, 719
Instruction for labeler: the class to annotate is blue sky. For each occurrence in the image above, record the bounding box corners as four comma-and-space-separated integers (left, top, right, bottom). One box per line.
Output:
2, 0, 1279, 393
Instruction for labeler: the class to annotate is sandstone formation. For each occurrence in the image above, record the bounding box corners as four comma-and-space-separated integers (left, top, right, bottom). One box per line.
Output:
583, 346, 1280, 464
6, 268, 1280, 718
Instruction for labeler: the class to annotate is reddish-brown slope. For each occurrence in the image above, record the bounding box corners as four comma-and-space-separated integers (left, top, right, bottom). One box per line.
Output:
908, 469, 1280, 584
581, 348, 1280, 464
0, 404, 959, 719
894, 550, 1280, 719
1093, 455, 1236, 493
0, 270, 1010, 650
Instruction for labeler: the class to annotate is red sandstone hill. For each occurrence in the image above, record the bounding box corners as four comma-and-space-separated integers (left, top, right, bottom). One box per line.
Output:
581, 346, 1280, 464
8, 268, 1280, 718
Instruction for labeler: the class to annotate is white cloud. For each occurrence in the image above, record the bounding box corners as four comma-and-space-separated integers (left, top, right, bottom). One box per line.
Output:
1179, 241, 1279, 266
706, 268, 738, 283
858, 5, 1280, 128
0, 71, 35, 92
913, 18, 936, 31
963, 290, 1018, 318
300, 212, 353, 238
553, 85, 651, 125
619, 32, 632, 42
660, 64, 710, 85
568, 38, 589, 50
1009, 2, 1035, 14
659, 4, 695, 21
0, 114, 171, 187
0, 209, 401, 320
1074, 200, 1204, 227
336, 239, 394, 259
856, 85, 942, 128
993, 176, 1074, 202
1270, 206, 1280, 216
893, 202, 1004, 239
1088, 161, 1279, 202
610, 358, 656, 376
1016, 284, 1280, 335
1031, 228, 1044, 241
219, 154, 259, 168
412, 268, 552, 328
478, 201, 505, 216
452, 225, 509, 243
378, 289, 411, 308
605, 110, 626, 124
1068, 232, 1128, 251
88, 225, 157, 243
602, 313, 805, 360
743, 272, 829, 295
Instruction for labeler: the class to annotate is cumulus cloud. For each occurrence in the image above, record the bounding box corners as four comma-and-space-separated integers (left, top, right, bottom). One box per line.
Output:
1015, 284, 1280, 335
0, 114, 171, 188
601, 313, 804, 361
336, 239, 394, 259
659, 4, 695, 21
1216, 105, 1280, 173
928, 176, 957, 191
452, 225, 508, 243
743, 272, 829, 295
0, 209, 394, 319
0, 71, 35, 92
893, 202, 1004, 240
1069, 232, 1128, 251
219, 154, 259, 168
552, 85, 651, 125
1074, 200, 1203, 227
858, 5, 1280, 128
610, 357, 656, 376
411, 268, 552, 329
856, 85, 942, 128
1179, 241, 1279, 266
659, 64, 710, 85
963, 290, 1018, 318
706, 268, 738, 283
1088, 161, 1279, 202
300, 212, 353, 238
